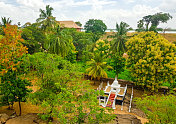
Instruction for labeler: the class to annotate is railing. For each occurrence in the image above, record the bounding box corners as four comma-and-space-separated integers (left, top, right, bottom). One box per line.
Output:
129, 87, 133, 112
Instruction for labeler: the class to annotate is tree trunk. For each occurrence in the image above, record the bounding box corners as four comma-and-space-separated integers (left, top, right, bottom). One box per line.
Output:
19, 100, 21, 116
116, 73, 118, 79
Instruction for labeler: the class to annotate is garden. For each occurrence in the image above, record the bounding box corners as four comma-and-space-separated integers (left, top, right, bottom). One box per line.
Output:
0, 5, 176, 124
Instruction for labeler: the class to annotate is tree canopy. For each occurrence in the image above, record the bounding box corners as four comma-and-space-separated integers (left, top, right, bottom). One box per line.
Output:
126, 31, 176, 91
0, 25, 28, 75
84, 19, 107, 34
75, 21, 82, 27
36, 5, 57, 33
136, 12, 172, 32
1, 17, 12, 27
110, 21, 132, 55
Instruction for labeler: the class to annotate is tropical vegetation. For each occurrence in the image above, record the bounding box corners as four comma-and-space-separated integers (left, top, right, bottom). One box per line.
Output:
0, 4, 176, 124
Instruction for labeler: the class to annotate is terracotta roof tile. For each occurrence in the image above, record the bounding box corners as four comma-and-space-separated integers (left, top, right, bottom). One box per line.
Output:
57, 21, 82, 29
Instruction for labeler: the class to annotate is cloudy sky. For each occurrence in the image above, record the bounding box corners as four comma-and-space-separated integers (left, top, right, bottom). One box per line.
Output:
0, 0, 175, 29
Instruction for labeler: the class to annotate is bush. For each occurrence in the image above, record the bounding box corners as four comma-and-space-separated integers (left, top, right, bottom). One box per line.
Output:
126, 31, 176, 91
135, 94, 176, 124
25, 52, 115, 123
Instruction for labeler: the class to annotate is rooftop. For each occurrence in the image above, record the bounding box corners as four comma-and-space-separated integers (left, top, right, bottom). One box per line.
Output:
57, 21, 82, 29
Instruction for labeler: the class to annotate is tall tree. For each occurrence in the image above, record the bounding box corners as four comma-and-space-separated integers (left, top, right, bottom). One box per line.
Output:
110, 21, 132, 55
84, 19, 107, 42
44, 28, 75, 57
136, 12, 172, 32
21, 24, 47, 54
0, 25, 31, 116
126, 31, 176, 91
1, 17, 12, 27
0, 25, 28, 75
36, 5, 57, 33
86, 53, 112, 84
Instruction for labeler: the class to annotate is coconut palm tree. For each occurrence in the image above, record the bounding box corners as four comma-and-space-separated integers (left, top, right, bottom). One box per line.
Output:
36, 5, 57, 33
44, 28, 74, 57
1, 17, 12, 26
110, 21, 132, 55
86, 53, 112, 84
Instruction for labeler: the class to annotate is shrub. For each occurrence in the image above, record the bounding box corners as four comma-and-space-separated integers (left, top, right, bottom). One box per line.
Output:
135, 94, 176, 124
126, 31, 176, 91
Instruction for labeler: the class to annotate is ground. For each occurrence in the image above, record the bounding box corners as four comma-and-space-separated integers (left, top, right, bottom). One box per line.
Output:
0, 78, 148, 124
102, 32, 176, 43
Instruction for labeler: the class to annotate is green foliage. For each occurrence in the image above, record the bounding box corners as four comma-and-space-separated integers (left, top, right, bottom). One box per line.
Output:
25, 52, 81, 120
135, 94, 176, 124
126, 31, 176, 91
25, 52, 115, 123
42, 28, 75, 58
106, 69, 132, 81
136, 12, 172, 32
84, 19, 107, 34
107, 53, 126, 78
161, 81, 176, 88
118, 69, 132, 81
84, 19, 107, 42
76, 61, 88, 73
94, 39, 110, 57
0, 35, 3, 39
65, 51, 77, 63
109, 21, 132, 54
66, 28, 94, 60
21, 25, 47, 54
36, 5, 58, 33
86, 53, 112, 81
0, 27, 4, 35
1, 17, 12, 26
75, 21, 82, 27
0, 71, 32, 102
0, 61, 32, 115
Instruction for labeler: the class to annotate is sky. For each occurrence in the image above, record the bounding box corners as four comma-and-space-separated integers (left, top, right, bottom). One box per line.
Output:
0, 0, 176, 29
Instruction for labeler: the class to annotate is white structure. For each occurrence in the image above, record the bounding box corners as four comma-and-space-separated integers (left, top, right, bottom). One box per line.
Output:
99, 86, 120, 109
129, 87, 133, 112
100, 77, 128, 110
104, 77, 120, 94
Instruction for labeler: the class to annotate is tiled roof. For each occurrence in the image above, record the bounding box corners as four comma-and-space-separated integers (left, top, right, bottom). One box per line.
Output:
57, 21, 82, 29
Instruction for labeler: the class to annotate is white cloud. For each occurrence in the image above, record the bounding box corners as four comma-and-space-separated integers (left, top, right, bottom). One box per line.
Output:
74, 4, 160, 28
0, 0, 175, 29
16, 0, 45, 9
0, 1, 40, 25
125, 0, 135, 3
159, 0, 176, 12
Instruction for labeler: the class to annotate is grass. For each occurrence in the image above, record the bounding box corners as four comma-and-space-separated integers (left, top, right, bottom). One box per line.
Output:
106, 69, 132, 81
77, 61, 132, 81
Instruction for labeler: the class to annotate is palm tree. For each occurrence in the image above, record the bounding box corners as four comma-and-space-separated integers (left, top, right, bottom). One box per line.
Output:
36, 5, 57, 33
110, 21, 132, 55
45, 29, 74, 57
86, 53, 112, 84
1, 17, 12, 26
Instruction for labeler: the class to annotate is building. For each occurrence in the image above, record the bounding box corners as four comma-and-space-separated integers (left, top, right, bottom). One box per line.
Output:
57, 21, 82, 31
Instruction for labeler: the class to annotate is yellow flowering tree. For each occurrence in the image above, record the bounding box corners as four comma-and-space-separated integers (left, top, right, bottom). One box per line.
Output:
126, 31, 176, 91
94, 39, 110, 57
